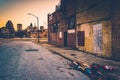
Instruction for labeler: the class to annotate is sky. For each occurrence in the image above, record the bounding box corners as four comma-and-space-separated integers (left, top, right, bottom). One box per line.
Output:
0, 0, 60, 30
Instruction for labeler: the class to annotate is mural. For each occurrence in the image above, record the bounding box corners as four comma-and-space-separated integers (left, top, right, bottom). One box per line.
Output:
93, 23, 102, 54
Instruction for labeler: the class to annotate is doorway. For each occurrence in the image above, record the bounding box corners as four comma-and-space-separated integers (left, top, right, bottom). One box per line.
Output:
64, 32, 67, 47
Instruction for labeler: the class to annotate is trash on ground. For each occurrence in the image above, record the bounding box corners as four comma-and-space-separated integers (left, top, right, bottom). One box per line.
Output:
90, 63, 115, 72
69, 61, 116, 80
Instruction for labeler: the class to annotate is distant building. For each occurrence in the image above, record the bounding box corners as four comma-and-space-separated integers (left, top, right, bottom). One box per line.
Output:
33, 26, 38, 32
26, 23, 33, 32
39, 29, 48, 38
0, 20, 15, 38
30, 26, 48, 38
25, 23, 47, 38
0, 27, 10, 38
6, 20, 14, 34
1, 27, 9, 34
17, 24, 22, 32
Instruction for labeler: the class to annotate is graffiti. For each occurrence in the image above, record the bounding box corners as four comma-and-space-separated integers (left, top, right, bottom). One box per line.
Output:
93, 23, 102, 54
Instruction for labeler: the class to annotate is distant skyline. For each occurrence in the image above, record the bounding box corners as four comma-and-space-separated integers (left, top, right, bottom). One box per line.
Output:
0, 0, 60, 30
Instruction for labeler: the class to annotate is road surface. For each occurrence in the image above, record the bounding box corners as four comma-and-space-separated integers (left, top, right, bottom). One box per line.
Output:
0, 40, 90, 80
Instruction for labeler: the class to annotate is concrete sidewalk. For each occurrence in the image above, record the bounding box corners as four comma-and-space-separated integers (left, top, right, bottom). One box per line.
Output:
40, 43, 120, 80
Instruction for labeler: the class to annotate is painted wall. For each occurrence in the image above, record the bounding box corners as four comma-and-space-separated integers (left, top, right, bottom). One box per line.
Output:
77, 21, 112, 57
77, 24, 93, 53
102, 21, 112, 57
76, 0, 112, 57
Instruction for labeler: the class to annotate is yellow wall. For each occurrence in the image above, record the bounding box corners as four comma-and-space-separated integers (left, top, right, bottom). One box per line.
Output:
77, 20, 112, 57
77, 24, 94, 53
102, 21, 112, 57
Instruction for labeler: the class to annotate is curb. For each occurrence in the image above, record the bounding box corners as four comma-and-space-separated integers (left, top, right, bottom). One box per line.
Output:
47, 47, 120, 80
49, 49, 73, 62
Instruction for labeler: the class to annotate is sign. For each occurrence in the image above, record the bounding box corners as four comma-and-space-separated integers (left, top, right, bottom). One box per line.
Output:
48, 14, 53, 21
68, 29, 75, 33
59, 31, 62, 38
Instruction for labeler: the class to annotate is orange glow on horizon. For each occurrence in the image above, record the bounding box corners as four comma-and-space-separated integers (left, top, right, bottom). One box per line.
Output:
0, 0, 60, 30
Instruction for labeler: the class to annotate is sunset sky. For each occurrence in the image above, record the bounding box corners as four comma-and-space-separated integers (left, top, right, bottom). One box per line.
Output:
0, 0, 60, 30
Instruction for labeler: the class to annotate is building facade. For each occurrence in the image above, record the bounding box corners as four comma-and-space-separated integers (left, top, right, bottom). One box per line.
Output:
48, 9, 61, 45
0, 27, 9, 38
76, 0, 120, 60
0, 20, 15, 38
48, 0, 120, 60
48, 0, 76, 47
6, 20, 14, 34
17, 24, 22, 32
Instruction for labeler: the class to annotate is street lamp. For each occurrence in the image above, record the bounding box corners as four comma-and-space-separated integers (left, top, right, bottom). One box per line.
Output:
28, 13, 40, 42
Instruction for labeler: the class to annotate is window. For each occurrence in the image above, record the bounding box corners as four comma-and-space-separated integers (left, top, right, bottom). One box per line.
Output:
68, 16, 75, 29
53, 24, 57, 33
53, 22, 60, 33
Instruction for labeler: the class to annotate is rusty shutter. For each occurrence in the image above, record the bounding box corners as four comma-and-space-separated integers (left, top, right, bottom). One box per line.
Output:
78, 31, 85, 46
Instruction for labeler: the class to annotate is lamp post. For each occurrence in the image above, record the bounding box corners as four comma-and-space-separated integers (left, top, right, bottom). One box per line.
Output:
28, 13, 40, 42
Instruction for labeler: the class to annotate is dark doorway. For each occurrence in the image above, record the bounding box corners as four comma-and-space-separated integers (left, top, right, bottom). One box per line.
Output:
64, 32, 67, 47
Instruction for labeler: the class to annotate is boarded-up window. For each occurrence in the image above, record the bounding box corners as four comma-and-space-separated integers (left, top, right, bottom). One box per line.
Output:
78, 31, 85, 46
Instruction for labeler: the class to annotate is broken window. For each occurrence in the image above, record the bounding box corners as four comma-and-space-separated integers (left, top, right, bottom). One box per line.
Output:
68, 16, 75, 29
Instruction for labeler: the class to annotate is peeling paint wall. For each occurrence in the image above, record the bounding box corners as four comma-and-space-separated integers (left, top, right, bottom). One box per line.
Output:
77, 24, 93, 53
102, 21, 112, 57
76, 21, 112, 57
93, 23, 102, 54
76, 0, 112, 58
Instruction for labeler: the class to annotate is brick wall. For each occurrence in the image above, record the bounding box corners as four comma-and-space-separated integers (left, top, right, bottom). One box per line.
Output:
76, 0, 112, 24
76, 0, 112, 58
112, 0, 120, 60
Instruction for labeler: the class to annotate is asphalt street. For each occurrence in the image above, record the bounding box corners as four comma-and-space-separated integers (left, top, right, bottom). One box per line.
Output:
0, 40, 90, 80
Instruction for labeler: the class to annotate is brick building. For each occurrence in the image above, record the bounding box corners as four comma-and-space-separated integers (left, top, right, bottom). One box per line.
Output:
48, 7, 62, 45
0, 27, 9, 38
17, 24, 22, 32
48, 0, 76, 47
48, 0, 120, 60
61, 0, 76, 48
